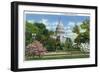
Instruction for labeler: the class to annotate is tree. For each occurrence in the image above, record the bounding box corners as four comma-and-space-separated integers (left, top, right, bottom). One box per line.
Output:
79, 20, 90, 52
25, 21, 39, 46
80, 19, 90, 43
45, 38, 56, 51
72, 24, 81, 49
26, 22, 50, 46
26, 41, 47, 58
64, 38, 73, 51
72, 19, 90, 52
72, 24, 80, 34
33, 22, 50, 44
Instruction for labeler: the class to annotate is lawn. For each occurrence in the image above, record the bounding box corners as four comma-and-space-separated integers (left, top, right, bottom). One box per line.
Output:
25, 51, 89, 60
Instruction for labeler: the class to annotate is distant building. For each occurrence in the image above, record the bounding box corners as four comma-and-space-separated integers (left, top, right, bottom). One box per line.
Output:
55, 18, 67, 43
51, 17, 89, 52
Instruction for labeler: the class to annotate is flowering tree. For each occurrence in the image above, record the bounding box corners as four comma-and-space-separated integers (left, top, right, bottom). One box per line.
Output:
26, 41, 47, 58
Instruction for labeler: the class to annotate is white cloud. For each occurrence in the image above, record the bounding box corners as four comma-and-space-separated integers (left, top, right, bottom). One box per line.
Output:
76, 22, 85, 33
40, 19, 58, 31
27, 20, 34, 24
65, 21, 86, 40
40, 18, 52, 30
51, 22, 58, 26
67, 22, 75, 27
50, 21, 58, 31
46, 26, 51, 30
66, 21, 83, 32
77, 22, 82, 26
41, 19, 49, 26
67, 21, 82, 27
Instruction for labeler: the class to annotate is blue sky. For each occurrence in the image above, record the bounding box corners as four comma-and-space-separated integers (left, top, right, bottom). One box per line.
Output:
26, 13, 90, 31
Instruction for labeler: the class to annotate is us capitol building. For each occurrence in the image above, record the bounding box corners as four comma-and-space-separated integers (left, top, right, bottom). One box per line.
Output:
55, 21, 77, 43
50, 18, 89, 52
55, 19, 67, 43
50, 18, 72, 43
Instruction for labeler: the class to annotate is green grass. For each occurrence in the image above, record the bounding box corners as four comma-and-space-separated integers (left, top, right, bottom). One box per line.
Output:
25, 51, 89, 60
27, 55, 89, 60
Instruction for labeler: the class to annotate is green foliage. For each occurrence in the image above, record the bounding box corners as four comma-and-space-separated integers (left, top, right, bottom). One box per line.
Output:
80, 20, 90, 43
26, 21, 39, 33
45, 38, 56, 51
72, 19, 90, 50
25, 21, 56, 51
26, 19, 90, 53
25, 31, 32, 46
72, 25, 80, 34
25, 21, 39, 45
64, 38, 73, 51
80, 20, 89, 31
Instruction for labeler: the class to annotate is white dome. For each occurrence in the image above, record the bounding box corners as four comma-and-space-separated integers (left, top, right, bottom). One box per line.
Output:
56, 22, 64, 33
